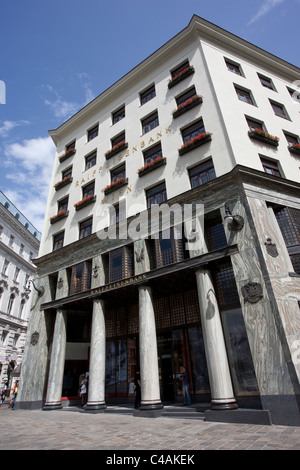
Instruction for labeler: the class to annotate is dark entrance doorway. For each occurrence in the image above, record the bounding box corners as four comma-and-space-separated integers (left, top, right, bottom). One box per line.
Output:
157, 334, 174, 402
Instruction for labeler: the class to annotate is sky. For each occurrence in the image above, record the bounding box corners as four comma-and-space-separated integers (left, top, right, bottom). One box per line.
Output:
0, 0, 299, 233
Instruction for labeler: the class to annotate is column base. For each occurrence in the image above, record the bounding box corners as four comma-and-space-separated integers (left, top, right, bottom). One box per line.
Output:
210, 399, 239, 411
43, 402, 62, 411
139, 401, 164, 411
85, 402, 107, 412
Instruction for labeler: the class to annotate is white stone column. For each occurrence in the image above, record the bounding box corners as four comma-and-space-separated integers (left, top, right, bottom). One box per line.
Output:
195, 268, 238, 410
43, 309, 67, 410
86, 299, 106, 411
138, 285, 163, 410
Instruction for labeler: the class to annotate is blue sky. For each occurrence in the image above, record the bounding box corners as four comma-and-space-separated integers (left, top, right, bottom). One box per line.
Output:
0, 0, 299, 232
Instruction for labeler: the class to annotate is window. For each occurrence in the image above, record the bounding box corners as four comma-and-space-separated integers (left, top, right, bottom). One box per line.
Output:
225, 59, 243, 76
140, 84, 156, 105
287, 87, 300, 102
260, 157, 281, 177
79, 218, 92, 239
273, 206, 300, 274
270, 100, 289, 119
112, 106, 125, 124
58, 197, 68, 213
109, 246, 133, 282
19, 299, 26, 318
111, 131, 125, 148
258, 74, 275, 91
175, 86, 197, 107
2, 259, 9, 275
19, 244, 24, 255
284, 132, 299, 147
85, 151, 97, 170
143, 143, 162, 165
66, 141, 75, 152
7, 294, 15, 315
9, 235, 14, 247
110, 202, 126, 225
182, 119, 205, 144
246, 117, 264, 132
62, 166, 72, 179
171, 60, 190, 78
146, 182, 167, 208
13, 267, 20, 282
189, 160, 216, 188
235, 86, 254, 105
69, 261, 92, 294
205, 214, 228, 251
155, 227, 185, 268
53, 232, 64, 251
142, 111, 159, 134
111, 164, 126, 183
88, 124, 98, 142
82, 182, 95, 199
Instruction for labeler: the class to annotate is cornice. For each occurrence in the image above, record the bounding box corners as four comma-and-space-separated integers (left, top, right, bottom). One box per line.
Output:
0, 205, 40, 249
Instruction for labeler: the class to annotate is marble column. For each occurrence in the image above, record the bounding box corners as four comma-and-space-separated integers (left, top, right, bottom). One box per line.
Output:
43, 309, 67, 410
195, 268, 238, 410
138, 285, 163, 410
86, 298, 106, 411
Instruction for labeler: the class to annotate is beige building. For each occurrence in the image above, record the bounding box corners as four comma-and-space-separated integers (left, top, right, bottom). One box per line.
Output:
17, 16, 300, 425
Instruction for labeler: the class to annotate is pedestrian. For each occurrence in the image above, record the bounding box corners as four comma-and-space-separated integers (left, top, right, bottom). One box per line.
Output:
134, 369, 141, 409
12, 381, 19, 410
80, 376, 87, 407
180, 366, 191, 405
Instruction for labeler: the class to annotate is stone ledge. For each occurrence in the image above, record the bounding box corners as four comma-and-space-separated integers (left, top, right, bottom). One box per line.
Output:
205, 408, 272, 425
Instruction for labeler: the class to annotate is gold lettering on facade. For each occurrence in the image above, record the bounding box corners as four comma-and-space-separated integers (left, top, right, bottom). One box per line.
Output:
91, 273, 147, 296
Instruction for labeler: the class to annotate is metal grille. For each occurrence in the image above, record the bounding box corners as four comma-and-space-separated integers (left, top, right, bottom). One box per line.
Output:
205, 216, 228, 251
169, 293, 185, 326
291, 254, 300, 275
274, 207, 300, 246
154, 297, 171, 329
212, 261, 240, 308
184, 290, 201, 324
69, 261, 92, 295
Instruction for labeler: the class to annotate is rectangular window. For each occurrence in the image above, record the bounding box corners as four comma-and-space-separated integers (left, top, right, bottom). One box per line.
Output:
66, 141, 75, 152
258, 74, 275, 90
111, 164, 126, 183
260, 157, 281, 177
109, 246, 134, 282
146, 182, 167, 208
155, 227, 185, 268
284, 131, 299, 147
53, 232, 64, 251
287, 87, 300, 102
2, 259, 9, 275
87, 124, 98, 142
143, 143, 162, 165
246, 117, 264, 131
175, 86, 197, 107
171, 60, 190, 78
111, 131, 125, 148
140, 84, 156, 105
85, 151, 97, 170
14, 267, 20, 282
189, 159, 216, 188
79, 218, 92, 239
110, 202, 126, 225
142, 111, 159, 134
235, 86, 254, 105
182, 119, 205, 144
62, 166, 72, 179
112, 106, 125, 124
82, 182, 95, 199
58, 197, 68, 213
205, 214, 228, 251
273, 206, 300, 274
9, 235, 14, 247
225, 59, 243, 76
69, 260, 92, 294
270, 100, 289, 119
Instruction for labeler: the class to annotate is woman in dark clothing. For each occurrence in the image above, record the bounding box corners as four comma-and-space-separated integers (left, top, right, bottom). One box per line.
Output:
134, 370, 141, 409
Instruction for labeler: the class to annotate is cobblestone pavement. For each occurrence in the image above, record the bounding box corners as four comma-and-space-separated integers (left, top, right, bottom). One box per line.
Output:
0, 403, 299, 451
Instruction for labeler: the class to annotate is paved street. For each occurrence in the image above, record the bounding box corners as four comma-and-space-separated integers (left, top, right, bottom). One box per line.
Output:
0, 402, 299, 451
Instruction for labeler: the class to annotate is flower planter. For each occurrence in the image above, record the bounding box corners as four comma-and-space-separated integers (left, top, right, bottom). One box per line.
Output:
138, 157, 167, 177
103, 177, 128, 195
50, 210, 69, 224
105, 141, 128, 160
168, 65, 195, 89
54, 176, 73, 191
58, 148, 76, 163
172, 95, 203, 119
74, 195, 96, 211
248, 130, 279, 147
178, 133, 212, 156
288, 144, 300, 155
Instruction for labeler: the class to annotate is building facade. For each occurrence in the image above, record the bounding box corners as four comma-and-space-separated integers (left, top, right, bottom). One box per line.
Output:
17, 16, 300, 425
0, 192, 40, 391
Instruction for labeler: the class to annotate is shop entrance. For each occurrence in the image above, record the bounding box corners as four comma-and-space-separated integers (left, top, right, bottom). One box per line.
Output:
157, 333, 175, 402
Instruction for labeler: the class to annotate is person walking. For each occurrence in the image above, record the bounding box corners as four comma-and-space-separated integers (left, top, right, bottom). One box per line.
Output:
134, 370, 141, 409
12, 381, 19, 410
180, 366, 191, 406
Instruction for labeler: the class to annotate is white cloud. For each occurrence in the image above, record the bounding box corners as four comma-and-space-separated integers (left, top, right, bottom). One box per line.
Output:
4, 136, 55, 231
0, 120, 30, 137
248, 0, 285, 25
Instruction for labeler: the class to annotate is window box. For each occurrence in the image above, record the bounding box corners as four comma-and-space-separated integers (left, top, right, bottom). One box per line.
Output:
172, 95, 203, 118
58, 148, 76, 163
168, 65, 195, 89
138, 157, 167, 177
248, 129, 279, 147
103, 177, 128, 195
178, 132, 212, 156
54, 176, 73, 191
74, 195, 96, 211
50, 210, 69, 224
105, 141, 128, 160
288, 143, 300, 155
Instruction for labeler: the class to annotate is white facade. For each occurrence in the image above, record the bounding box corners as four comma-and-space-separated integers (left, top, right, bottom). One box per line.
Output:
0, 191, 40, 388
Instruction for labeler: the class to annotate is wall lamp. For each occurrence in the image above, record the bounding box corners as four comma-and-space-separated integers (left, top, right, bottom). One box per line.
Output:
224, 203, 244, 231
26, 279, 45, 297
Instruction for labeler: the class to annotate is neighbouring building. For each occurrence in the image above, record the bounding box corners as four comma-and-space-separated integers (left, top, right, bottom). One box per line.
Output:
17, 16, 300, 425
0, 191, 41, 391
